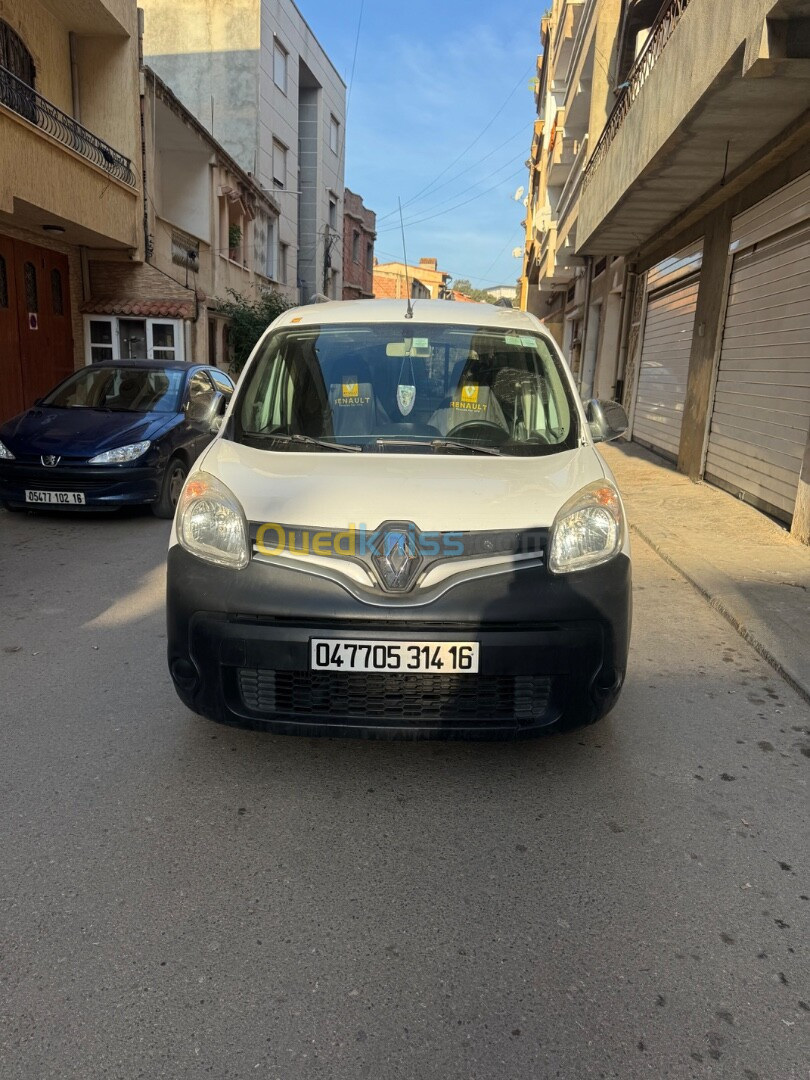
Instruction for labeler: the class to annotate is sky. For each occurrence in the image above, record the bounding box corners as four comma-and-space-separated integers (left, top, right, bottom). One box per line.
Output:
298, 0, 543, 292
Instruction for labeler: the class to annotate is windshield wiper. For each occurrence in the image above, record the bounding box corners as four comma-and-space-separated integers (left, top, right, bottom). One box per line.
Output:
245, 432, 361, 453
430, 438, 503, 457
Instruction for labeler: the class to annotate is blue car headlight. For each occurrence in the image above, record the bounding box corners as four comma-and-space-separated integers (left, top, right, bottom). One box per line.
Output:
88, 440, 151, 465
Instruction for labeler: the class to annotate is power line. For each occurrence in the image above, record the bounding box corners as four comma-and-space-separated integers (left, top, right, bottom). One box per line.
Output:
346, 0, 365, 114
377, 161, 527, 234
375, 62, 535, 224
383, 123, 528, 217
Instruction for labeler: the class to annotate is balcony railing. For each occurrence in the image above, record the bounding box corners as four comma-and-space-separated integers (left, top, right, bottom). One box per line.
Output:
0, 64, 136, 187
582, 0, 691, 191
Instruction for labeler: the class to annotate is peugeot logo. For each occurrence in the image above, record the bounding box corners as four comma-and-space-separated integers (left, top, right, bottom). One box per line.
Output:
41, 455, 60, 468
371, 522, 421, 591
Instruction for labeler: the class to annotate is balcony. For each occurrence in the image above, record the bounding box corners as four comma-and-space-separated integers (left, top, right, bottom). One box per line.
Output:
577, 0, 810, 256
0, 65, 135, 186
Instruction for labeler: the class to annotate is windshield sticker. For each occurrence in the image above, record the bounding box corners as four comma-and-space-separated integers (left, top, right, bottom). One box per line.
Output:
342, 380, 359, 397
504, 334, 523, 345
520, 335, 537, 347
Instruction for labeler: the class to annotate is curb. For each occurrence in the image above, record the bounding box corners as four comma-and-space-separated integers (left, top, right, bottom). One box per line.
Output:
631, 523, 810, 708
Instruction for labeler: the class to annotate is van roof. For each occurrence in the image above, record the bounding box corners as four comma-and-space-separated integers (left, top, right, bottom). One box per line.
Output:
273, 298, 549, 336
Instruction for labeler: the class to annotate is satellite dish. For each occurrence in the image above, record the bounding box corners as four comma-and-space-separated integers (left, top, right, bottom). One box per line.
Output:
523, 196, 529, 207
512, 247, 523, 258
513, 186, 524, 201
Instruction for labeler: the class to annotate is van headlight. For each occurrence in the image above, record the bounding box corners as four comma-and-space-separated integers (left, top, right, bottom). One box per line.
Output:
549, 481, 624, 574
176, 471, 249, 570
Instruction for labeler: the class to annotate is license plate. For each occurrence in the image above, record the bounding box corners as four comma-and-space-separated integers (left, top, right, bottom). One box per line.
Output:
25, 490, 86, 505
311, 639, 479, 673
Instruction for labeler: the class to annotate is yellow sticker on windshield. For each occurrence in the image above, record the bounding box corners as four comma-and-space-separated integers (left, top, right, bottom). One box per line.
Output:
460, 383, 479, 403
342, 380, 359, 397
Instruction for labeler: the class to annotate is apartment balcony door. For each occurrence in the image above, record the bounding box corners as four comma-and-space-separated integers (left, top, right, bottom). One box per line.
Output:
0, 236, 73, 422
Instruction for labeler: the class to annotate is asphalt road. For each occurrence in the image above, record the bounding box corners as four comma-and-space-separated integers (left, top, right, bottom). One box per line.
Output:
1, 507, 808, 1080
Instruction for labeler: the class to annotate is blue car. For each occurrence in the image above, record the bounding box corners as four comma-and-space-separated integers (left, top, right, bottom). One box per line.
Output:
0, 361, 234, 517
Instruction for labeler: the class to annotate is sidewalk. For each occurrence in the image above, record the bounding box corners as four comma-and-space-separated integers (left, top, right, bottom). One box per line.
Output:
599, 441, 810, 705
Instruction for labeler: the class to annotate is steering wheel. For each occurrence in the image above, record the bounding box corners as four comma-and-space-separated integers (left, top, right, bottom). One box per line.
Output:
445, 420, 510, 444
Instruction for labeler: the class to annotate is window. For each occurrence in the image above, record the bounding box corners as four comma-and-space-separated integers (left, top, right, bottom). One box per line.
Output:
265, 216, 278, 280
119, 318, 147, 359
84, 316, 183, 364
273, 41, 287, 92
210, 370, 234, 396
23, 261, 37, 313
328, 195, 337, 231
151, 322, 177, 361
185, 371, 216, 422
0, 20, 35, 88
43, 365, 185, 413
235, 322, 578, 456
278, 242, 289, 286
272, 139, 287, 189
352, 230, 360, 264
88, 319, 114, 363
208, 318, 217, 366
50, 269, 64, 315
172, 230, 200, 271
366, 243, 374, 273
0, 255, 7, 308
329, 114, 340, 154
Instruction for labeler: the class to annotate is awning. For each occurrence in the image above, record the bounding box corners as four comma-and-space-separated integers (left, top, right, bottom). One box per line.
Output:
80, 299, 195, 319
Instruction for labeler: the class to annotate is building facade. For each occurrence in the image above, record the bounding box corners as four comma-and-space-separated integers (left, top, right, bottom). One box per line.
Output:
139, 0, 346, 304
342, 189, 375, 301
373, 257, 452, 301
522, 0, 810, 543
0, 0, 143, 423
520, 0, 623, 388
82, 68, 283, 369
576, 0, 810, 543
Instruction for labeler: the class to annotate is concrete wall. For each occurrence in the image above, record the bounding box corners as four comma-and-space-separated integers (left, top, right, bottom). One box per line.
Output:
141, 0, 345, 304
0, 0, 141, 249
140, 0, 260, 171
577, 0, 781, 248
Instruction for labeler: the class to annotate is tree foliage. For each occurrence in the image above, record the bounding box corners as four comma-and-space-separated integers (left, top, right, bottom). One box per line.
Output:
452, 278, 511, 304
214, 287, 292, 372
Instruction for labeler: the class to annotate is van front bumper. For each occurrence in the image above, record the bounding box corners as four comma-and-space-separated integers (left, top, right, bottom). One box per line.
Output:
166, 547, 632, 739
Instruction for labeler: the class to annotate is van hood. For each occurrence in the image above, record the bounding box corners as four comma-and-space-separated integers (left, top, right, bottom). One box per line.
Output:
199, 438, 607, 531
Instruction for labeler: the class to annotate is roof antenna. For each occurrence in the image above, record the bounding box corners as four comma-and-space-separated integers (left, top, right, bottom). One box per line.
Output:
398, 196, 414, 319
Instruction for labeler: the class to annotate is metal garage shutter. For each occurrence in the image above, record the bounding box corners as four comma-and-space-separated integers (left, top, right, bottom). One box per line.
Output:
632, 278, 699, 460
705, 225, 810, 523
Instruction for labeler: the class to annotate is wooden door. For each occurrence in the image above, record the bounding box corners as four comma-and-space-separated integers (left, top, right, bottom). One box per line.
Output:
13, 241, 74, 408
0, 235, 24, 422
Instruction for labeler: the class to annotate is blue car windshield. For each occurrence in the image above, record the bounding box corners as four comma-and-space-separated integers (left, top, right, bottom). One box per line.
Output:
43, 367, 185, 413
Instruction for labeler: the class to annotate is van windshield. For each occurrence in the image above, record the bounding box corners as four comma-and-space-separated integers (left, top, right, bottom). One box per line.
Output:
234, 322, 579, 455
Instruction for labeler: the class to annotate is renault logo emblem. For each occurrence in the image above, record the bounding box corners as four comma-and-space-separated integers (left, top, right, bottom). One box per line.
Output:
371, 522, 421, 591
41, 455, 60, 467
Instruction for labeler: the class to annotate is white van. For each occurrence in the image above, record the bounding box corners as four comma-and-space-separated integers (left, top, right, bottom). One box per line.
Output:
166, 299, 631, 738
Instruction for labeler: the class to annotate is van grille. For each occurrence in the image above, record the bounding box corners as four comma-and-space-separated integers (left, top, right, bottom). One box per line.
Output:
237, 668, 555, 726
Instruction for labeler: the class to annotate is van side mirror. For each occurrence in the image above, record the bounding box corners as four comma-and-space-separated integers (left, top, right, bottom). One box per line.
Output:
585, 398, 628, 443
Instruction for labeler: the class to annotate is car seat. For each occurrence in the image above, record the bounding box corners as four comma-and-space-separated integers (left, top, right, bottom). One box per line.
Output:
427, 352, 508, 436
325, 358, 384, 437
